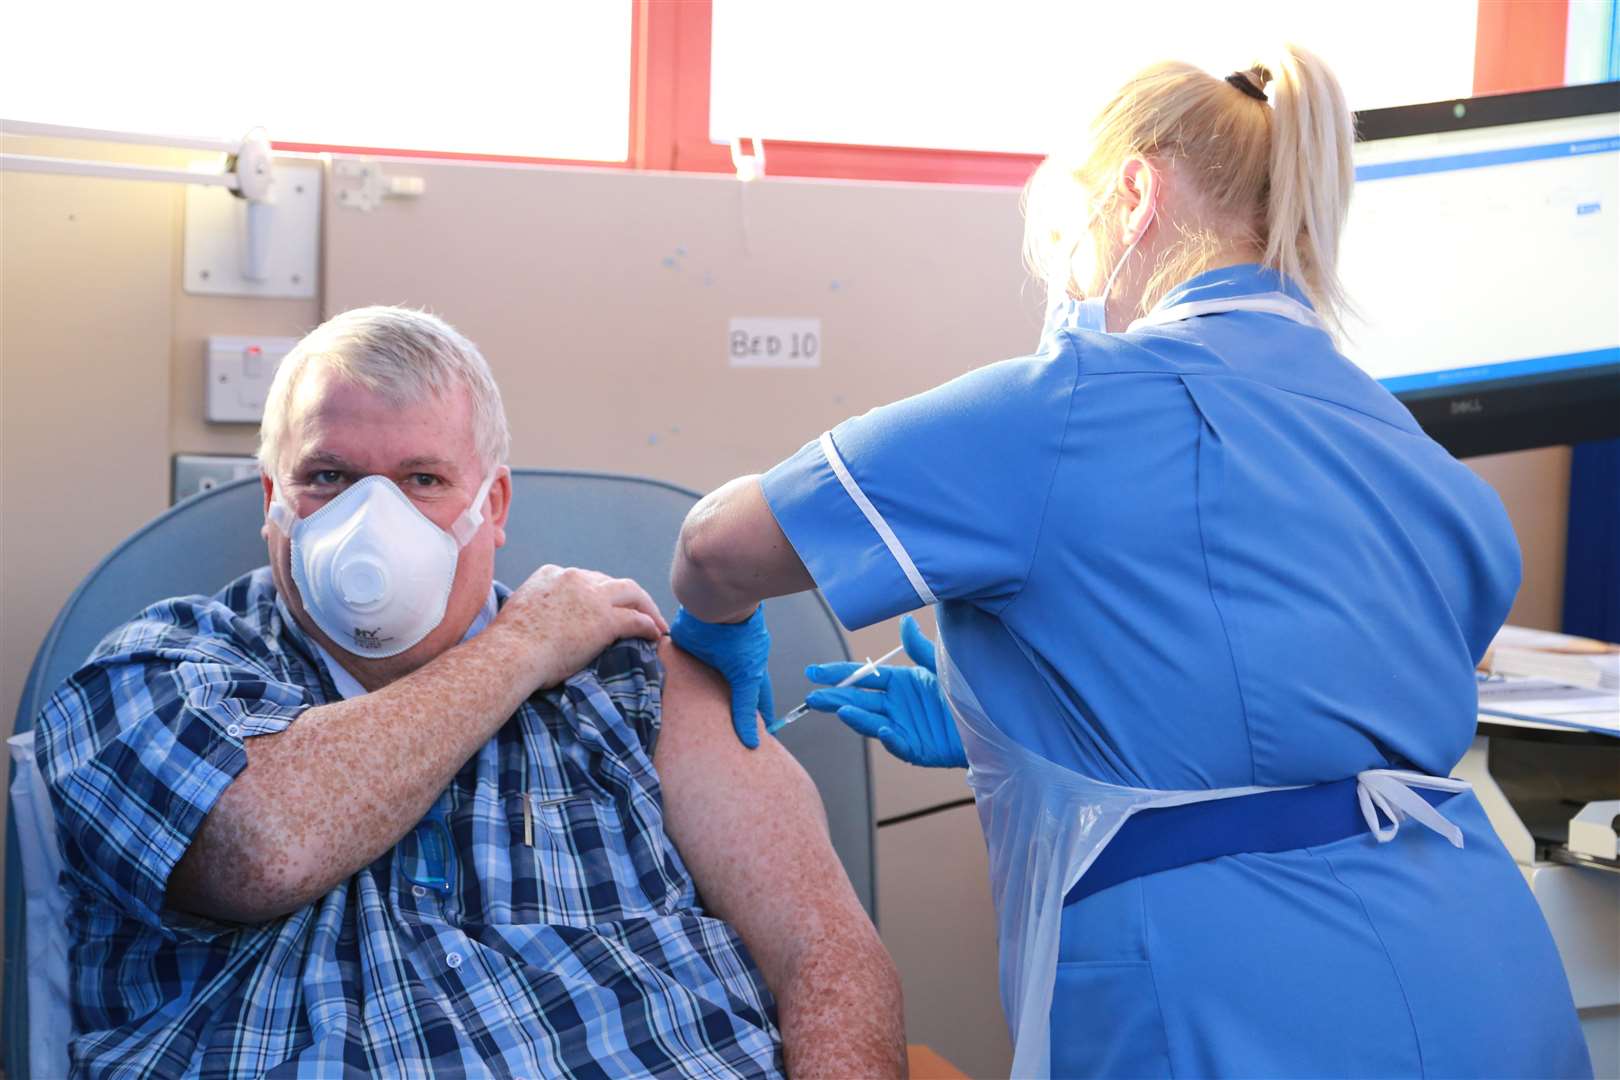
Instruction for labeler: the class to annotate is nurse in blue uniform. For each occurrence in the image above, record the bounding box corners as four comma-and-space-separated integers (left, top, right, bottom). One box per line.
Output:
669, 46, 1591, 1079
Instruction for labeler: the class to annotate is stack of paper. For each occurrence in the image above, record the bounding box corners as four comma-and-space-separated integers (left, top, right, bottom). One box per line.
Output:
1476, 625, 1619, 736
1477, 675, 1619, 734
1482, 625, 1620, 690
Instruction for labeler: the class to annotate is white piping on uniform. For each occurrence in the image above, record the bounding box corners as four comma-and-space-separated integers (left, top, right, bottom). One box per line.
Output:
1128, 292, 1325, 333
819, 431, 938, 606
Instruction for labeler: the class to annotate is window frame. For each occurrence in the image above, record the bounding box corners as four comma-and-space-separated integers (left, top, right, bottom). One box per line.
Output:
268, 0, 1570, 186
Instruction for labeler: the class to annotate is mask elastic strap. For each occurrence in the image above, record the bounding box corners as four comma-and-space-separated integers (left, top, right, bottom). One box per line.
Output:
450, 465, 502, 547
1098, 196, 1157, 318
266, 483, 297, 536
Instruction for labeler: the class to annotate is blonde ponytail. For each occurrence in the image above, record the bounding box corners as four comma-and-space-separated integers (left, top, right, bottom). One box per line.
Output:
1022, 43, 1357, 337
1263, 44, 1355, 335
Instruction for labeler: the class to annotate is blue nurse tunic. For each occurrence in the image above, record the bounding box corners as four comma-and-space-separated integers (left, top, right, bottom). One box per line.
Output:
761, 265, 1591, 1077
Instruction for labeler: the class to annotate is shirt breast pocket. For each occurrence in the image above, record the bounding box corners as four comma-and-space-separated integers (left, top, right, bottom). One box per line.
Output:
498, 789, 679, 928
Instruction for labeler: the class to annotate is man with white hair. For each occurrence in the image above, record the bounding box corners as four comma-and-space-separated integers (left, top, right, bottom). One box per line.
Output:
34, 307, 904, 1078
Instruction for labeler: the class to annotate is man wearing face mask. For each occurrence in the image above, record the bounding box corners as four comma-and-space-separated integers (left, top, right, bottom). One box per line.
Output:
32, 306, 904, 1079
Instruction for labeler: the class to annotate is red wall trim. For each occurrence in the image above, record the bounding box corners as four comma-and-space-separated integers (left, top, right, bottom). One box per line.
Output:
664, 0, 732, 173
630, 0, 675, 170
740, 140, 1042, 187
1474, 0, 1570, 95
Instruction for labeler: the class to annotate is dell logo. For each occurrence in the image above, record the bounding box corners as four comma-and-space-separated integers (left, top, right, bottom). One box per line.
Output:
1450, 398, 1485, 416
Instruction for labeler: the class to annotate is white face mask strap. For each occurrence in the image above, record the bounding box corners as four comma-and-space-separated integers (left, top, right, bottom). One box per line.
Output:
1099, 195, 1157, 314
450, 465, 502, 547
266, 481, 297, 536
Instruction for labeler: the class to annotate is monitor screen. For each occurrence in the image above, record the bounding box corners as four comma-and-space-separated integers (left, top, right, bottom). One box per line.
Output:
1342, 83, 1620, 457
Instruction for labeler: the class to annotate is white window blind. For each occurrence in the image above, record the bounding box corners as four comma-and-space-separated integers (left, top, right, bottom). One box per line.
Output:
2, 0, 633, 161
711, 0, 1478, 154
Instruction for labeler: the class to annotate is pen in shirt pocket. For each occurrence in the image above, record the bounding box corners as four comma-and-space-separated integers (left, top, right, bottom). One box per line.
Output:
522, 794, 582, 846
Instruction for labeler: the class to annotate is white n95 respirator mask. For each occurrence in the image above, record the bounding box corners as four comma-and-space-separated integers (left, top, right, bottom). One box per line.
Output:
267, 468, 499, 659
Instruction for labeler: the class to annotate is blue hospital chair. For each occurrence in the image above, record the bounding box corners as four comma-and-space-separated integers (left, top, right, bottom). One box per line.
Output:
5, 470, 873, 1079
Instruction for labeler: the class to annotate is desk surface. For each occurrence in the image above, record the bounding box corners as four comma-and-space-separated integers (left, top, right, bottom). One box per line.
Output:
1477, 708, 1619, 739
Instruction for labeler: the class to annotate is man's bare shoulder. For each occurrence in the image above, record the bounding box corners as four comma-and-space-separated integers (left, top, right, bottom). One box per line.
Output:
654, 639, 813, 789
655, 639, 740, 749
652, 635, 834, 894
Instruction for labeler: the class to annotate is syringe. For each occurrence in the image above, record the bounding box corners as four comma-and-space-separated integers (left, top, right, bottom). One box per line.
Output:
769, 644, 906, 734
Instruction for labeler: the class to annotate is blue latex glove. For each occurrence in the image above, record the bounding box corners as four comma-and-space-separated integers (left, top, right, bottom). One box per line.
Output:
803, 615, 967, 768
670, 605, 776, 750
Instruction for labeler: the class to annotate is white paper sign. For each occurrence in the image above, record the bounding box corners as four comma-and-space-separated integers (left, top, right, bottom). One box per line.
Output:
729, 317, 822, 368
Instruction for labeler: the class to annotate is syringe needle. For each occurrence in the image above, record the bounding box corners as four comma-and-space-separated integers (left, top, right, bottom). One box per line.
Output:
769, 643, 905, 734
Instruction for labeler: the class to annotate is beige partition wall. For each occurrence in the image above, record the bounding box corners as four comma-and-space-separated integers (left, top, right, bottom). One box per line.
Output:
1466, 446, 1575, 630
323, 161, 1042, 492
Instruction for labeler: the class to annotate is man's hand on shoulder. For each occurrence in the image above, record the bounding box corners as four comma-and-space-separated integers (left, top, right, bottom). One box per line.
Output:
169, 565, 668, 926
654, 640, 906, 1079
492, 565, 669, 689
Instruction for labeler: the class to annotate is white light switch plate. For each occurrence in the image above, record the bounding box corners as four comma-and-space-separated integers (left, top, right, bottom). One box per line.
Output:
206, 335, 297, 423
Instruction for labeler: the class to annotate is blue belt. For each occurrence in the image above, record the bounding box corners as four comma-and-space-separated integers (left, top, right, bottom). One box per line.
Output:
1064, 777, 1458, 908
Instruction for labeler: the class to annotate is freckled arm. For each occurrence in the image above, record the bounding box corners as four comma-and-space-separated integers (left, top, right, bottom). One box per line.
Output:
653, 640, 907, 1078
168, 621, 546, 924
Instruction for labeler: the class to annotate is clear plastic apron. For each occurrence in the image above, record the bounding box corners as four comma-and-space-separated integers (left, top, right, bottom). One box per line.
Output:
938, 646, 1472, 1077
938, 284, 1471, 1079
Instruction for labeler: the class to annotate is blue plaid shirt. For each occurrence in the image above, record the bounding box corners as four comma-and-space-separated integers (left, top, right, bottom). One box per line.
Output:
35, 568, 783, 1078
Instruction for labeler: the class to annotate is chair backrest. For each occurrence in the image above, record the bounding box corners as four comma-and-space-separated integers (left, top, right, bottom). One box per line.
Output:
6, 470, 870, 1079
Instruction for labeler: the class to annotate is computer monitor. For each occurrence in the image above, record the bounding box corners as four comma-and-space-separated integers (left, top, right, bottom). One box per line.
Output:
1341, 82, 1620, 458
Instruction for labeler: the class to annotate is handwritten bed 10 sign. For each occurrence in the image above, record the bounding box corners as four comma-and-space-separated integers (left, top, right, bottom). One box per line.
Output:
729, 317, 821, 368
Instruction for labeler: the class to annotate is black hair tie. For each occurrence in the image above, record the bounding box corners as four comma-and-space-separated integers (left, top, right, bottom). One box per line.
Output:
1226, 72, 1267, 102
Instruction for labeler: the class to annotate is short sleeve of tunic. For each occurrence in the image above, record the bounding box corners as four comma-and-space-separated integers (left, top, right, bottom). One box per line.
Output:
761, 350, 1077, 630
